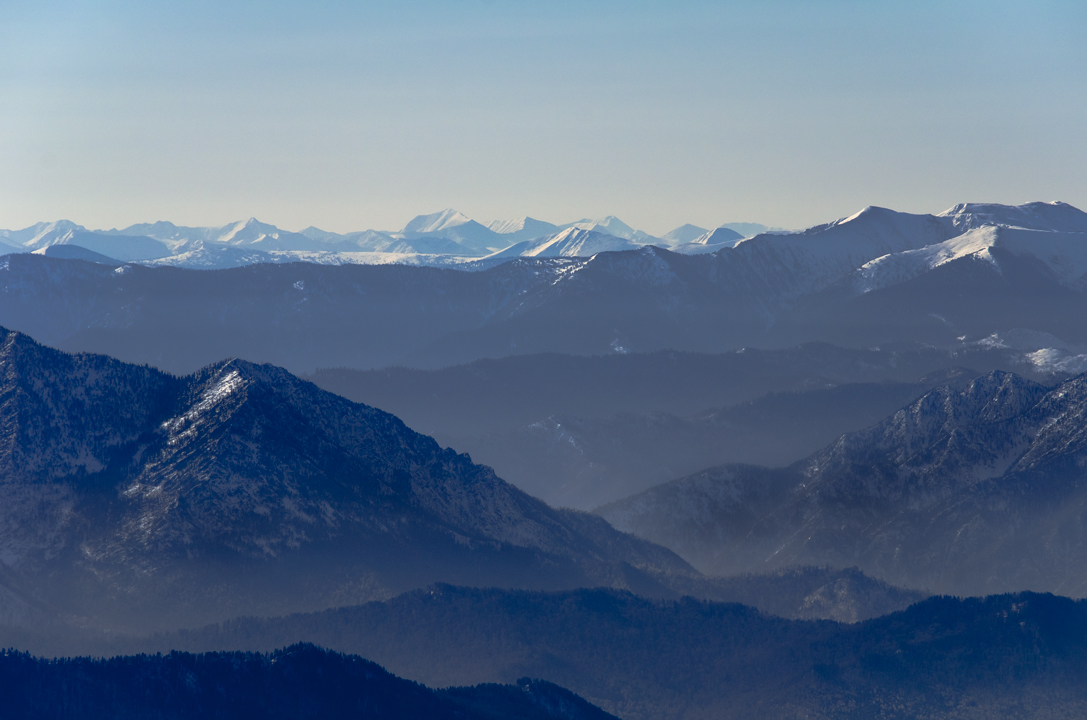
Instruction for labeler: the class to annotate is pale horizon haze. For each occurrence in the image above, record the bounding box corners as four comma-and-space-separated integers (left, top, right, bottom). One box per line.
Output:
1, 0, 1085, 235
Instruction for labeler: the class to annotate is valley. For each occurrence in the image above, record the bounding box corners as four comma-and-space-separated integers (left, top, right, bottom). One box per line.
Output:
2, 200, 1087, 718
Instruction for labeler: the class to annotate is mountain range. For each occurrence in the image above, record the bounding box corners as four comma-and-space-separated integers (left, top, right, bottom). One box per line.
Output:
5, 198, 1087, 718
1, 210, 762, 270
1, 201, 1085, 376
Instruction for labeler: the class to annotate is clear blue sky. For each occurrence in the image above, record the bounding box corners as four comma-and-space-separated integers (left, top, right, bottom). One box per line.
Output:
1, 0, 1084, 234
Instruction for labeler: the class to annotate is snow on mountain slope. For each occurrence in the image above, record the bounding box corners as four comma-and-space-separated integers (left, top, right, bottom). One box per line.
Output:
403, 209, 474, 235
110, 219, 333, 253
31, 245, 120, 265
106, 221, 216, 249
660, 224, 708, 245
671, 227, 745, 254
599, 369, 1087, 595
141, 246, 497, 271
718, 206, 961, 300
298, 226, 344, 242
5, 221, 86, 250
342, 229, 394, 250
1023, 348, 1087, 375
141, 244, 279, 269
940, 201, 1087, 234
853, 225, 1087, 294
559, 216, 645, 240
214, 217, 326, 252
486, 216, 557, 235
0, 327, 693, 629
401, 210, 502, 253
719, 222, 773, 238
852, 226, 1001, 293
5, 201, 1085, 294
0, 221, 171, 262
487, 228, 645, 259
485, 217, 560, 243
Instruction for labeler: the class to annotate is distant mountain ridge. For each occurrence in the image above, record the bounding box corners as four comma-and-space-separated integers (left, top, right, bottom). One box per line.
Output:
6, 201, 1080, 277
0, 209, 763, 269
2, 201, 1086, 375
485, 227, 645, 260
1, 200, 1085, 380
598, 368, 1087, 596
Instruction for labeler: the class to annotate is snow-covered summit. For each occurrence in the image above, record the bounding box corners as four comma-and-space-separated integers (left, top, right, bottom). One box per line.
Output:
399, 209, 501, 253
5, 220, 85, 250
852, 221, 1087, 294
402, 209, 474, 235
671, 227, 745, 255
561, 216, 641, 240
939, 201, 1087, 234
486, 216, 560, 242
486, 227, 644, 259
660, 224, 709, 245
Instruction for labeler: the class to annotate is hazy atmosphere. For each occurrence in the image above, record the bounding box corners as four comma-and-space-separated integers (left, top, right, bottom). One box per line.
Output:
4, 3, 1087, 719
3, 0, 1085, 233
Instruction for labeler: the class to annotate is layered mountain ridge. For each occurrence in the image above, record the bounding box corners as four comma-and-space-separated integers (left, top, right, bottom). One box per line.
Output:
599, 368, 1087, 596
0, 328, 693, 631
2, 200, 1085, 375
0, 209, 694, 269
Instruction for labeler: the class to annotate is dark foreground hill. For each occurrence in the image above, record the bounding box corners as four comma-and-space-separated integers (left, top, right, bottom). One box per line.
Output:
0, 643, 618, 720
30, 586, 1087, 720
0, 327, 691, 632
599, 369, 1087, 596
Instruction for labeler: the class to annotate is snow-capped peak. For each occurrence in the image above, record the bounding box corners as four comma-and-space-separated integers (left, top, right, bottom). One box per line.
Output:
218, 218, 275, 244
483, 217, 560, 243
10, 220, 85, 250
487, 217, 532, 234
660, 224, 709, 245
563, 216, 638, 239
690, 227, 744, 247
402, 209, 473, 235
485, 227, 645, 260
938, 201, 1087, 234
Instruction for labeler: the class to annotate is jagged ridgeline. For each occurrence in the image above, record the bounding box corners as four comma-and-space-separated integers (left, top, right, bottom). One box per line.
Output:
0, 327, 693, 632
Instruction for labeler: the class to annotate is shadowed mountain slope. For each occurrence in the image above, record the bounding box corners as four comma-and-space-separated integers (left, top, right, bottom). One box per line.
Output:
309, 348, 1054, 509
599, 370, 1087, 596
0, 327, 692, 632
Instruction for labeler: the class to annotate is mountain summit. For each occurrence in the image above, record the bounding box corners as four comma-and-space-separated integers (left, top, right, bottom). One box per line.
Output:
600, 368, 1087, 596
0, 328, 691, 632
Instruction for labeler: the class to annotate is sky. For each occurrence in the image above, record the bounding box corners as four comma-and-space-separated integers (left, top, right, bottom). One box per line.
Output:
1, 0, 1085, 235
